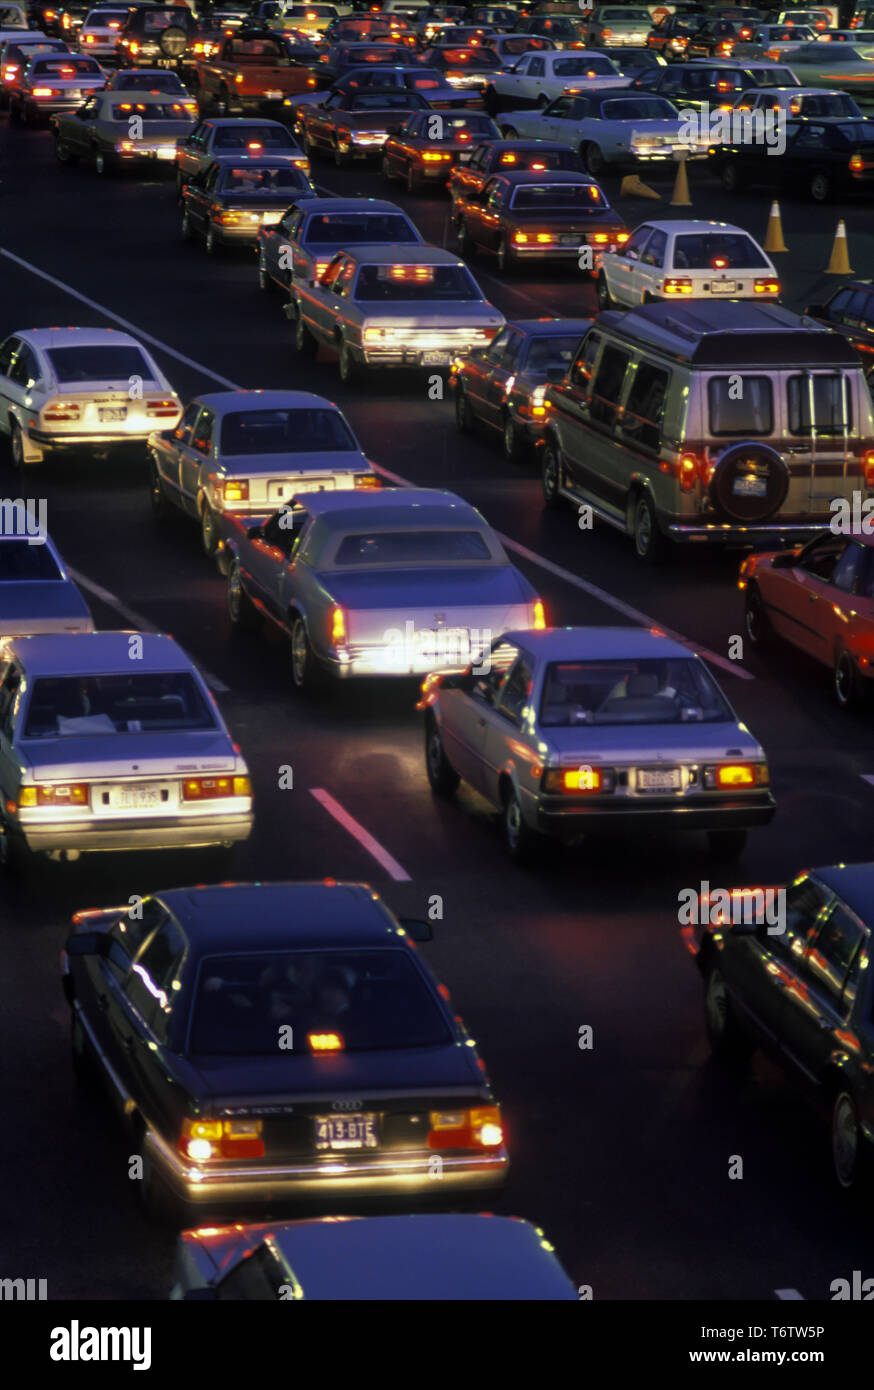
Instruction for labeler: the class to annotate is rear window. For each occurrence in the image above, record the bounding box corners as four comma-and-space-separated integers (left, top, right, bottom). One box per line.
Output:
0, 539, 62, 581
672, 232, 769, 270
218, 165, 310, 192
426, 113, 496, 137
109, 101, 195, 119
500, 147, 583, 171
349, 91, 421, 107
525, 334, 583, 372
334, 529, 492, 565
439, 47, 499, 66
787, 374, 853, 436
113, 72, 186, 91
540, 658, 732, 727
229, 39, 287, 60
509, 182, 606, 210
191, 948, 451, 1056
142, 10, 191, 31
708, 374, 773, 436
220, 408, 357, 455
304, 212, 418, 244
23, 672, 216, 738
742, 65, 795, 85
342, 45, 406, 62
354, 261, 481, 301
213, 125, 296, 149
833, 121, 874, 144
31, 57, 101, 74
794, 92, 860, 116
45, 345, 153, 384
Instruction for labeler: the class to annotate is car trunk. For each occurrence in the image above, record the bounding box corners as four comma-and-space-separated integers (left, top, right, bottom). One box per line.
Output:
0, 584, 92, 634
23, 730, 236, 781
221, 450, 369, 506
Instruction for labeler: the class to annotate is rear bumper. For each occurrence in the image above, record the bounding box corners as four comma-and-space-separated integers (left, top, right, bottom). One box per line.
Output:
28, 427, 167, 449
18, 811, 253, 854
665, 520, 834, 546
535, 792, 776, 836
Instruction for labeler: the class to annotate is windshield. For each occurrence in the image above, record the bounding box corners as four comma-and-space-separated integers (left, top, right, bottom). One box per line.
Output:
540, 658, 733, 727
218, 165, 310, 193
191, 948, 451, 1055
84, 9, 126, 21
354, 262, 482, 300
0, 540, 62, 581
672, 232, 769, 269
23, 673, 216, 738
304, 212, 417, 243
220, 408, 356, 455
45, 345, 153, 384
143, 10, 192, 30
213, 125, 296, 149
334, 529, 492, 565
510, 182, 606, 209
533, 17, 584, 36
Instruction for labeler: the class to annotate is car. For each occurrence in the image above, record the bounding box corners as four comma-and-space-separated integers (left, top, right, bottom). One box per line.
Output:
176, 117, 309, 194
692, 862, 874, 1192
0, 35, 69, 110
170, 1213, 577, 1300
290, 244, 504, 384
582, 6, 654, 48
10, 50, 104, 122
487, 48, 628, 112
258, 194, 422, 297
148, 389, 382, 559
0, 631, 253, 867
181, 157, 316, 252
103, 67, 190, 94
299, 86, 431, 164
497, 92, 714, 177
732, 83, 865, 116
628, 59, 801, 112
418, 43, 502, 95
307, 63, 491, 111
740, 530, 874, 706
805, 277, 874, 359
414, 5, 468, 45
0, 506, 94, 641
0, 328, 182, 469
607, 45, 668, 76
785, 39, 874, 106
820, 26, 874, 42
646, 10, 708, 60
314, 41, 410, 88
76, 5, 127, 58
223, 486, 544, 687
261, 2, 339, 41
514, 13, 590, 49
0, 1, 30, 31
323, 15, 405, 43
597, 219, 779, 310
729, 20, 817, 56
471, 6, 520, 28
192, 28, 321, 117
421, 625, 775, 862
484, 31, 557, 66
685, 16, 776, 59
381, 110, 501, 190
431, 23, 498, 47
52, 89, 199, 174
61, 880, 507, 1220
115, 5, 211, 69
774, 6, 832, 29
537, 301, 874, 562
455, 169, 627, 274
448, 136, 584, 213
717, 115, 874, 199
453, 316, 592, 461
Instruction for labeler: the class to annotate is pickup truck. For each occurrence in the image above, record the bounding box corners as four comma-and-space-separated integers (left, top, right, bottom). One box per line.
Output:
192, 28, 320, 116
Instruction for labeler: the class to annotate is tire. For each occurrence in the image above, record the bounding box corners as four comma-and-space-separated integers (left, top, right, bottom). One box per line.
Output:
536, 93, 548, 109
709, 443, 788, 525
809, 169, 831, 203
55, 138, 76, 165
632, 492, 667, 564
149, 461, 170, 519
502, 785, 542, 865
200, 502, 219, 557
94, 149, 112, 175
583, 142, 604, 176
295, 314, 318, 358
502, 411, 526, 463
707, 828, 748, 862
227, 558, 259, 631
290, 615, 326, 693
175, 169, 185, 198
455, 384, 475, 433
703, 964, 754, 1065
834, 649, 864, 710
381, 153, 396, 181
541, 440, 562, 508
338, 338, 361, 385
205, 225, 220, 255
484, 85, 498, 116
159, 24, 187, 59
496, 235, 516, 275
425, 714, 460, 797
258, 250, 270, 292
720, 159, 744, 193
832, 1089, 867, 1191
181, 207, 193, 240
406, 162, 421, 194
9, 421, 28, 473
0, 824, 23, 875
596, 270, 613, 311
8, 97, 20, 123
744, 585, 770, 649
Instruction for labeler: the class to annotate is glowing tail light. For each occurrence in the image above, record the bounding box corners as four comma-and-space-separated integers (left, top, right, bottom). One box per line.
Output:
330, 604, 347, 647
309, 1032, 343, 1051
423, 150, 451, 160
293, 156, 310, 169
542, 766, 607, 793
221, 479, 249, 502
864, 450, 874, 487
3, 67, 18, 79
18, 783, 89, 807
354, 473, 381, 488
32, 87, 57, 97
601, 27, 612, 37
44, 401, 82, 421
531, 598, 546, 629
704, 762, 768, 789
754, 278, 780, 294
84, 34, 95, 43
663, 277, 692, 295
850, 154, 865, 171
130, 41, 139, 53
145, 398, 179, 417
179, 1118, 264, 1160
675, 453, 698, 492
181, 775, 252, 800
428, 1106, 504, 1149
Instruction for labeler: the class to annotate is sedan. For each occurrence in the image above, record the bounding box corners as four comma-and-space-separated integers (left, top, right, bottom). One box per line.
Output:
299, 87, 430, 164
53, 90, 199, 175
311, 63, 490, 111
0, 509, 94, 640
0, 631, 253, 867
223, 487, 545, 689
785, 39, 874, 106
741, 529, 874, 708
103, 66, 189, 93
381, 110, 501, 190
418, 44, 502, 95
646, 11, 707, 60
290, 244, 504, 384
692, 862, 874, 1193
421, 625, 775, 862
487, 48, 627, 111
716, 116, 874, 200
314, 42, 410, 89
483, 33, 557, 67
597, 219, 779, 309
176, 116, 309, 193
171, 1214, 576, 1299
729, 21, 817, 58
0, 327, 182, 469
514, 14, 591, 50
76, 5, 127, 58
10, 50, 103, 121
0, 36, 68, 110
583, 6, 653, 48
733, 84, 865, 117
448, 137, 584, 213
149, 389, 381, 559
453, 316, 592, 462
805, 276, 874, 357
629, 60, 801, 113
455, 170, 627, 275
61, 880, 506, 1220
181, 158, 316, 252
258, 195, 422, 298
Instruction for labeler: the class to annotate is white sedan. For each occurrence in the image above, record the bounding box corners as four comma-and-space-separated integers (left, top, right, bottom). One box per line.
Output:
487, 49, 628, 109
596, 219, 780, 310
733, 84, 865, 117
77, 6, 128, 57
499, 92, 714, 176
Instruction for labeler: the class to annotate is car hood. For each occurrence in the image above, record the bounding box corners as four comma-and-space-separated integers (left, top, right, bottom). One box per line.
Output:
0, 582, 92, 631
185, 1044, 482, 1102
218, 449, 370, 476
540, 721, 761, 763
20, 730, 237, 780
315, 564, 531, 609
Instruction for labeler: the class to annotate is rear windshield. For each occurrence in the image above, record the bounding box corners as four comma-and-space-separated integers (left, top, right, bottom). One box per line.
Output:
23, 673, 216, 738
497, 147, 583, 170
220, 408, 356, 455
540, 658, 732, 727
45, 345, 153, 384
340, 45, 406, 62
740, 65, 796, 85
525, 334, 583, 372
348, 91, 422, 107
191, 948, 451, 1055
0, 539, 61, 581
114, 73, 186, 91
708, 375, 773, 436
218, 165, 310, 192
31, 57, 101, 74
787, 374, 853, 436
142, 10, 192, 31
510, 182, 606, 209
213, 127, 296, 150
500, 35, 551, 52
553, 55, 618, 76
334, 529, 492, 565
438, 47, 499, 66
424, 113, 496, 137
84, 9, 127, 22
672, 232, 769, 269
532, 17, 584, 36
833, 121, 874, 145
353, 262, 481, 300
109, 101, 195, 119
793, 92, 860, 115
303, 212, 418, 243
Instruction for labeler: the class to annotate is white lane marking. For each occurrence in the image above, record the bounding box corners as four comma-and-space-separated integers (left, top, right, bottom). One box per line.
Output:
8, 250, 750, 682
69, 567, 231, 694
862, 775, 874, 786
310, 788, 411, 882
372, 463, 752, 680
0, 248, 239, 389
774, 1289, 805, 1300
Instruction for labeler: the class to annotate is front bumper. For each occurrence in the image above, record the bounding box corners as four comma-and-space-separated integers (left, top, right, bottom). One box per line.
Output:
536, 791, 776, 836
18, 810, 253, 854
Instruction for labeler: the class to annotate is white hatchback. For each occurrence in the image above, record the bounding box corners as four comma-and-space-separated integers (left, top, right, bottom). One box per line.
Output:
597, 219, 780, 309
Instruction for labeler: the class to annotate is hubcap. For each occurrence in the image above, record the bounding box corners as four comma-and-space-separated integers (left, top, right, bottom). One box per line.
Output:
291, 623, 307, 684
543, 450, 558, 497
636, 501, 651, 554
812, 175, 827, 200
833, 1094, 858, 1186
202, 508, 215, 551
505, 797, 521, 849
746, 599, 759, 644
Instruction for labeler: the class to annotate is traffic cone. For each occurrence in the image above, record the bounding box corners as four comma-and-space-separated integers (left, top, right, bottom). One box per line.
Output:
826, 219, 853, 274
670, 155, 691, 207
620, 174, 661, 200
763, 201, 787, 254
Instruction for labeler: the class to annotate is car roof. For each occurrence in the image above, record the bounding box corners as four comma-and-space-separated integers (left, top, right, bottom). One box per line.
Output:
482, 139, 573, 152
155, 881, 402, 950
636, 219, 752, 235
499, 625, 694, 661
0, 631, 192, 675
498, 170, 599, 185
105, 90, 191, 103
292, 197, 414, 214
596, 301, 862, 367
300, 487, 484, 529
508, 316, 593, 335
814, 864, 874, 923
16, 327, 145, 349
190, 390, 346, 414
202, 116, 289, 128
338, 243, 466, 265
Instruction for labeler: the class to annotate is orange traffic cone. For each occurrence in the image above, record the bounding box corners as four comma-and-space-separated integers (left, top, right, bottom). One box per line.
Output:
826, 219, 853, 274
670, 156, 691, 207
763, 201, 788, 254
620, 174, 661, 200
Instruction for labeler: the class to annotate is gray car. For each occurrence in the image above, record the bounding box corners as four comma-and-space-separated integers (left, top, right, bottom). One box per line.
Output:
0, 509, 94, 639
223, 487, 546, 691
0, 631, 253, 866
584, 5, 654, 48
175, 116, 309, 194
257, 195, 422, 299
422, 626, 775, 862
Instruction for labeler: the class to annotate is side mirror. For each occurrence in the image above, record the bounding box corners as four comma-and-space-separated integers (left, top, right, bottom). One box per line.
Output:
399, 917, 433, 943
65, 931, 110, 957
247, 523, 263, 539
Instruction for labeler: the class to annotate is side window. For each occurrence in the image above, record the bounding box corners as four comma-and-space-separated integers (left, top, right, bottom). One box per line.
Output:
770, 874, 832, 965
570, 331, 601, 389
280, 209, 303, 238
640, 229, 667, 268
825, 287, 854, 322
588, 345, 631, 431
620, 361, 670, 453
843, 289, 874, 329
496, 329, 524, 371
9, 345, 39, 388
547, 95, 572, 118
496, 656, 534, 723
805, 903, 866, 1011
486, 180, 505, 209
124, 919, 187, 1035
215, 1245, 286, 1300
623, 225, 652, 261
831, 540, 866, 594
105, 900, 165, 981
204, 164, 220, 190
0, 663, 21, 740
174, 401, 201, 444
192, 408, 215, 456
792, 122, 827, 148
474, 640, 519, 704
0, 336, 20, 377
528, 56, 544, 76
800, 535, 848, 583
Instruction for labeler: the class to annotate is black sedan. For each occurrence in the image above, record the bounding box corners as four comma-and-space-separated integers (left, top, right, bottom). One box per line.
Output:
693, 862, 874, 1192
717, 118, 874, 201
180, 157, 315, 252
805, 278, 874, 359
62, 881, 508, 1223
448, 137, 584, 216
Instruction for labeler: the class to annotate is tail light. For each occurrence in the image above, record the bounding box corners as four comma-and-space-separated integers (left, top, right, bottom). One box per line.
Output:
754, 278, 780, 294
354, 472, 381, 488
616, 232, 630, 243
863, 450, 874, 487
84, 33, 95, 43
181, 775, 252, 800
531, 598, 546, 629
330, 604, 347, 647
307, 76, 317, 86
130, 41, 139, 53
179, 1118, 264, 1161
116, 139, 136, 152
601, 27, 612, 37
3, 67, 18, 80
422, 150, 451, 161
221, 479, 249, 502
293, 156, 310, 170
18, 783, 89, 808
314, 261, 330, 279
44, 401, 82, 421
428, 1106, 504, 1150
235, 72, 244, 83
704, 762, 768, 789
417, 671, 444, 710
32, 87, 57, 97
145, 398, 179, 417
850, 154, 865, 171
217, 210, 244, 224
674, 453, 698, 492
663, 277, 692, 295
308, 1031, 344, 1051
542, 766, 613, 793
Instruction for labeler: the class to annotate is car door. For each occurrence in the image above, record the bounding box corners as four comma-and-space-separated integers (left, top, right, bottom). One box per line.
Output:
777, 897, 867, 1088
244, 507, 299, 620
76, 904, 160, 1109
605, 223, 653, 303
770, 534, 851, 660
635, 226, 667, 300
264, 204, 302, 286
523, 52, 545, 100
179, 405, 214, 516
4, 340, 40, 415
534, 92, 575, 140
783, 120, 828, 187
158, 399, 200, 501
504, 50, 530, 95
463, 324, 510, 419
482, 325, 524, 423
439, 638, 519, 790
178, 119, 208, 178
65, 92, 99, 154
479, 648, 535, 807
475, 174, 506, 250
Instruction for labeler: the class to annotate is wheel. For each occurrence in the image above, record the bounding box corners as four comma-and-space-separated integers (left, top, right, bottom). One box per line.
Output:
832, 1089, 867, 1191
536, 93, 548, 108
227, 558, 259, 631
703, 964, 754, 1065
94, 149, 112, 175
200, 503, 219, 557
149, 461, 170, 519
181, 207, 193, 240
295, 314, 318, 358
338, 338, 361, 384
55, 138, 76, 165
205, 225, 220, 255
835, 649, 864, 709
333, 142, 350, 168
496, 235, 516, 275
744, 585, 770, 649
707, 829, 748, 862
632, 492, 667, 564
809, 169, 831, 203
502, 786, 542, 865
502, 411, 526, 463
583, 142, 604, 176
381, 153, 396, 181
455, 385, 475, 434
541, 440, 562, 508
457, 219, 474, 259
258, 250, 270, 291
406, 162, 421, 194
596, 270, 613, 311
9, 421, 29, 473
720, 160, 744, 193
424, 714, 460, 798
290, 615, 326, 693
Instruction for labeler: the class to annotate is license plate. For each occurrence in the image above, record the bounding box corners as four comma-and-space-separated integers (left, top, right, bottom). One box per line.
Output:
105, 783, 164, 808
733, 475, 767, 497
264, 89, 282, 99
315, 1115, 378, 1150
268, 478, 331, 499
98, 406, 126, 422
421, 350, 451, 366
638, 768, 681, 790
710, 280, 738, 293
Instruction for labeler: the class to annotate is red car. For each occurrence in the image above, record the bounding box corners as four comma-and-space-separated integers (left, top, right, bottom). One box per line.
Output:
740, 525, 874, 707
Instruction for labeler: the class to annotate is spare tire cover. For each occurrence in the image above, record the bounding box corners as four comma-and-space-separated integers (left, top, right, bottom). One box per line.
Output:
160, 25, 187, 56
708, 442, 789, 524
